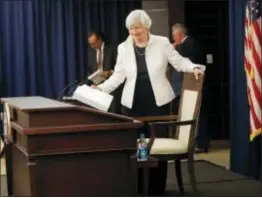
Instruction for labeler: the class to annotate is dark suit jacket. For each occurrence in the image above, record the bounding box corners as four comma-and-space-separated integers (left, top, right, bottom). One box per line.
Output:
87, 42, 117, 74
87, 41, 123, 114
173, 36, 208, 112
172, 36, 205, 101
176, 36, 205, 65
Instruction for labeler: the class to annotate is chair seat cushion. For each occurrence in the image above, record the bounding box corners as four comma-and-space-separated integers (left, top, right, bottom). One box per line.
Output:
141, 138, 188, 155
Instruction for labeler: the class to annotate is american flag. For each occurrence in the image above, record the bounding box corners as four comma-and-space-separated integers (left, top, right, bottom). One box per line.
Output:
244, 0, 262, 141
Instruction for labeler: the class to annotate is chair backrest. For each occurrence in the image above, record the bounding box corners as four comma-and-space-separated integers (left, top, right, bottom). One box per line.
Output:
176, 73, 204, 152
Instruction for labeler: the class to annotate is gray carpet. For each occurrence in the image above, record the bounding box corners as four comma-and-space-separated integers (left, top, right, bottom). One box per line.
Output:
167, 160, 248, 185
166, 160, 262, 196
1, 160, 262, 196
166, 179, 262, 196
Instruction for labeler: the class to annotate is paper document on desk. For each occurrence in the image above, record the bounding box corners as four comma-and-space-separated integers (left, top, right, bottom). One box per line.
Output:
72, 84, 113, 112
88, 70, 105, 85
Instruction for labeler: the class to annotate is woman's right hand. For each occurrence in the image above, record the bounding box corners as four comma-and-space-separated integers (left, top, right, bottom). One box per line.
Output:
91, 85, 102, 91
91, 84, 97, 89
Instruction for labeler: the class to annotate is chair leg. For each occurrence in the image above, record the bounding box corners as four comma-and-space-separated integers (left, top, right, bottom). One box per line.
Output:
174, 159, 184, 194
187, 156, 198, 194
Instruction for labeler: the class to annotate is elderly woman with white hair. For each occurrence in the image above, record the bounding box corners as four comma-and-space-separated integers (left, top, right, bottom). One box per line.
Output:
93, 9, 206, 195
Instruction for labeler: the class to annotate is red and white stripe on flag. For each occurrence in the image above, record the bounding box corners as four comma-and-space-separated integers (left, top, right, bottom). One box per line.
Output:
244, 0, 262, 141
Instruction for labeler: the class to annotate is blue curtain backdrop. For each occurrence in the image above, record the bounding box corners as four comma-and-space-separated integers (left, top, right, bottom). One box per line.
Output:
229, 0, 261, 180
0, 0, 141, 98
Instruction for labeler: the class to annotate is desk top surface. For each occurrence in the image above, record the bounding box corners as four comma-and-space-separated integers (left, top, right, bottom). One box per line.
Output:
0, 96, 74, 111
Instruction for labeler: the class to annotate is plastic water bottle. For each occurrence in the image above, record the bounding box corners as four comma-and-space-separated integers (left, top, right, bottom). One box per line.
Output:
137, 133, 148, 161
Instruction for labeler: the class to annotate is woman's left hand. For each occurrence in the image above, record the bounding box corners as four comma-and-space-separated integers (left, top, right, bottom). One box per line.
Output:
193, 65, 205, 80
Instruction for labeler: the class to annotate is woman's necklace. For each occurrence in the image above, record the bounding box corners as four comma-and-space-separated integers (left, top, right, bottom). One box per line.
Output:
134, 45, 147, 56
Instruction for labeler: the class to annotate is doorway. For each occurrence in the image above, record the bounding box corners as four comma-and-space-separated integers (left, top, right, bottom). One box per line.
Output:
184, 0, 229, 140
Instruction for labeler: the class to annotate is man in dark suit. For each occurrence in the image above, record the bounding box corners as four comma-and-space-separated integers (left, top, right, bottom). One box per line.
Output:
87, 30, 117, 80
172, 24, 205, 65
87, 30, 122, 114
171, 23, 209, 153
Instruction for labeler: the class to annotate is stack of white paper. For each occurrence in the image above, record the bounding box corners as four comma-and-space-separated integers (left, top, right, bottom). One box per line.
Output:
72, 84, 113, 112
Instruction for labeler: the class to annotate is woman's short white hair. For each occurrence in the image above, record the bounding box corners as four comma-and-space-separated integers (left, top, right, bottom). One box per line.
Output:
125, 9, 152, 29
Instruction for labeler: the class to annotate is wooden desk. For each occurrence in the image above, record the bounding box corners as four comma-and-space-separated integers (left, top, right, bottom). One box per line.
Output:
1, 96, 143, 196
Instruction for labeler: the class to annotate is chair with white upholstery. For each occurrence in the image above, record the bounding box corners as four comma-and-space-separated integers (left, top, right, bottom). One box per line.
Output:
147, 73, 204, 194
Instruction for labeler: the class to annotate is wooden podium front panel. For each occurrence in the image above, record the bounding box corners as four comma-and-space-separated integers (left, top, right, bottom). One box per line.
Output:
10, 127, 139, 196
11, 145, 31, 196
34, 151, 134, 196
26, 129, 137, 155
11, 143, 137, 196
11, 120, 142, 155
1, 96, 141, 196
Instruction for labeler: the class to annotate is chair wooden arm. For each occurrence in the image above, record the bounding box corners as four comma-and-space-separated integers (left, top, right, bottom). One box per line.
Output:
146, 120, 197, 154
134, 115, 178, 155
134, 115, 177, 122
148, 119, 196, 127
